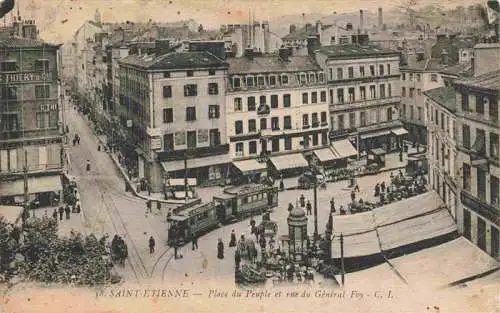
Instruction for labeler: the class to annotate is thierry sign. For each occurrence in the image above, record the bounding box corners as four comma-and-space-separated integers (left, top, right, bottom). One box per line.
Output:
0, 72, 51, 83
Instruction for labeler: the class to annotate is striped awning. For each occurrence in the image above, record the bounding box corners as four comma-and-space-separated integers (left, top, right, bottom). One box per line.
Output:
270, 153, 308, 171
313, 148, 337, 162
233, 159, 267, 174
331, 139, 357, 159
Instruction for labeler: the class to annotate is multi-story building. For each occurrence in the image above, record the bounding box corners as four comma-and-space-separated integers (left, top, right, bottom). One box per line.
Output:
225, 48, 330, 177
0, 19, 64, 207
118, 47, 229, 190
454, 67, 499, 259
424, 86, 459, 219
315, 44, 405, 155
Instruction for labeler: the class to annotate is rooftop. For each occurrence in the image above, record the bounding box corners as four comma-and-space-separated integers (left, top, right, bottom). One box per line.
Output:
424, 86, 457, 113
401, 55, 456, 72
455, 69, 500, 92
282, 26, 317, 41
227, 55, 321, 74
0, 36, 59, 49
119, 51, 227, 70
440, 61, 473, 77
317, 44, 399, 59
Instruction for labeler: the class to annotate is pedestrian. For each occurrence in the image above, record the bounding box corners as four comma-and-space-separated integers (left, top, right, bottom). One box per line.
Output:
229, 229, 236, 247
191, 231, 198, 250
76, 134, 80, 145
65, 125, 69, 133
381, 181, 386, 193
156, 201, 161, 212
330, 197, 336, 213
174, 244, 179, 259
299, 194, 305, 208
306, 200, 312, 215
374, 183, 380, 197
65, 205, 71, 220
52, 208, 58, 221
339, 205, 346, 215
72, 138, 76, 146
259, 235, 266, 250
354, 184, 360, 192
86, 160, 91, 172
279, 179, 284, 191
76, 202, 81, 213
288, 203, 294, 212
234, 250, 241, 269
147, 184, 152, 196
146, 200, 152, 213
149, 236, 155, 254
58, 206, 64, 220
217, 239, 224, 259
350, 190, 356, 203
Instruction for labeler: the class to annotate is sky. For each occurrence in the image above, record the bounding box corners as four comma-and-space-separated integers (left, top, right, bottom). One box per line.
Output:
6, 0, 485, 42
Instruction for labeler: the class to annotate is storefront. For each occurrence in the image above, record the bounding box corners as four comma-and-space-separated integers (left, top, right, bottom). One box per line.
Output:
268, 153, 309, 178
0, 174, 63, 207
231, 159, 267, 185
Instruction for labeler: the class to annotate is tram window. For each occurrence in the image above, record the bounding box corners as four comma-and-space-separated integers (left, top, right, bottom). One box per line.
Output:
242, 197, 248, 204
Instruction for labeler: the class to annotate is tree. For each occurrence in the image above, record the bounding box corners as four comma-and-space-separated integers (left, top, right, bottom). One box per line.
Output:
0, 217, 19, 277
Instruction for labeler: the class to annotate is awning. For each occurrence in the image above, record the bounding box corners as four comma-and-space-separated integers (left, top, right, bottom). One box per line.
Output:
233, 159, 267, 174
370, 148, 386, 156
313, 148, 337, 162
471, 134, 486, 154
0, 175, 62, 197
331, 139, 357, 159
162, 154, 231, 172
167, 178, 197, 186
0, 205, 24, 225
391, 127, 409, 136
270, 153, 309, 171
360, 130, 391, 140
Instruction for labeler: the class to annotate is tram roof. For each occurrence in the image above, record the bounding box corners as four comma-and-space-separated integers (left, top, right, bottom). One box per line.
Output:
224, 183, 276, 196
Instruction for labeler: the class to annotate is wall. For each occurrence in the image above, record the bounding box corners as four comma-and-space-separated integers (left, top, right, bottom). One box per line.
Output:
473, 43, 500, 77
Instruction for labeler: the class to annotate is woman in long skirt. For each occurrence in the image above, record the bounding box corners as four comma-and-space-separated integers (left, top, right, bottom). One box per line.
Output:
229, 230, 236, 247
217, 239, 224, 259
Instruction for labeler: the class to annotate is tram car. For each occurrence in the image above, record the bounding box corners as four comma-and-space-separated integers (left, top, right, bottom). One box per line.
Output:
167, 202, 219, 247
213, 184, 279, 224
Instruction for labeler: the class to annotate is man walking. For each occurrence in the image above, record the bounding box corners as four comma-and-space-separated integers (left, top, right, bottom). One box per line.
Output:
149, 236, 155, 254
146, 200, 152, 213
306, 200, 312, 216
58, 206, 64, 220
65, 205, 71, 220
191, 231, 198, 251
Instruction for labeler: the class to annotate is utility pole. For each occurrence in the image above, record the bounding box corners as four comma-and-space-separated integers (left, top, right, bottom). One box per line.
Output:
23, 150, 30, 216
340, 233, 345, 286
313, 179, 318, 241
184, 151, 188, 202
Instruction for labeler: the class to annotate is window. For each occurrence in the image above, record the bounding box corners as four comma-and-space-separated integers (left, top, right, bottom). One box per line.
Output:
379, 84, 386, 98
348, 88, 355, 102
311, 92, 318, 104
463, 163, 471, 191
247, 96, 256, 111
461, 93, 469, 111
234, 97, 242, 111
257, 76, 265, 86
260, 118, 267, 130
208, 83, 218, 95
271, 95, 278, 108
475, 96, 485, 114
369, 85, 376, 99
490, 133, 499, 160
410, 105, 414, 120
370, 65, 375, 76
233, 77, 241, 88
387, 107, 393, 121
337, 88, 344, 104
1, 113, 18, 131
349, 112, 355, 128
360, 86, 366, 100
312, 113, 318, 127
1, 86, 17, 100
322, 132, 328, 145
318, 73, 324, 82
440, 113, 445, 130
387, 64, 391, 75
272, 138, 280, 152
337, 68, 343, 80
299, 74, 307, 84
379, 64, 384, 76
431, 74, 438, 82
284, 116, 292, 129
235, 142, 244, 156
163, 134, 174, 151
491, 175, 499, 206
163, 86, 172, 98
187, 131, 197, 148
0, 61, 16, 71
329, 68, 333, 80
248, 119, 256, 132
417, 107, 422, 121
320, 91, 326, 102
163, 108, 173, 123
360, 111, 367, 126
35, 59, 49, 72
249, 141, 257, 154
209, 129, 221, 146
302, 114, 309, 127
208, 69, 216, 76
35, 85, 50, 99
492, 226, 500, 258
490, 97, 498, 122
302, 93, 308, 104
269, 75, 277, 86
312, 133, 319, 146
402, 73, 406, 81
477, 168, 487, 201
235, 121, 243, 134
359, 66, 365, 77
417, 88, 421, 96
271, 117, 279, 130
462, 125, 470, 149
186, 70, 194, 77
258, 96, 266, 105
309, 73, 316, 83
337, 115, 345, 130
281, 75, 289, 85
409, 73, 414, 81
183, 84, 197, 96
321, 112, 327, 124
476, 129, 486, 155
376, 109, 381, 123
208, 105, 220, 119
284, 137, 292, 150
402, 103, 407, 117
409, 88, 414, 98
348, 67, 354, 79
36, 112, 50, 128
283, 94, 291, 107
186, 107, 196, 121
388, 84, 392, 97
246, 76, 254, 87
402, 87, 406, 97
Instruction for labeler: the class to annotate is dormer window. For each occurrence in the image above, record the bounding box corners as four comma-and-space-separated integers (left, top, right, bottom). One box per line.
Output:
257, 76, 265, 86
318, 72, 324, 82
281, 74, 289, 85
246, 76, 254, 87
233, 77, 241, 88
309, 73, 316, 83
300, 73, 307, 84
269, 75, 276, 86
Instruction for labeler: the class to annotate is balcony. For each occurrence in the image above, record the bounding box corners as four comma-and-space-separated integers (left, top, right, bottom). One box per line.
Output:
257, 104, 270, 115
459, 110, 498, 128
327, 74, 400, 86
157, 144, 230, 162
461, 190, 499, 225
330, 96, 400, 112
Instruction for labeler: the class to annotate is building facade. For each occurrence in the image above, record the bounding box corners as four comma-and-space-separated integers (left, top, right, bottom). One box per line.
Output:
315, 45, 404, 155
225, 49, 329, 177
118, 50, 229, 190
0, 22, 64, 207
454, 69, 499, 259
425, 87, 459, 220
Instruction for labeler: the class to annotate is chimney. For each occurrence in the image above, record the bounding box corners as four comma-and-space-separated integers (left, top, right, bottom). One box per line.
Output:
359, 10, 364, 31
378, 7, 383, 28
289, 24, 296, 34
244, 47, 254, 60
279, 47, 290, 61
440, 49, 449, 65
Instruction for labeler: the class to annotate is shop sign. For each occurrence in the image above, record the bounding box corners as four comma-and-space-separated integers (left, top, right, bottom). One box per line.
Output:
0, 72, 52, 83
151, 137, 161, 150
39, 103, 58, 112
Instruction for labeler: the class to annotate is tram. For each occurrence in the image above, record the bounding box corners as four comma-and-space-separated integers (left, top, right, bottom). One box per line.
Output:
167, 202, 219, 246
